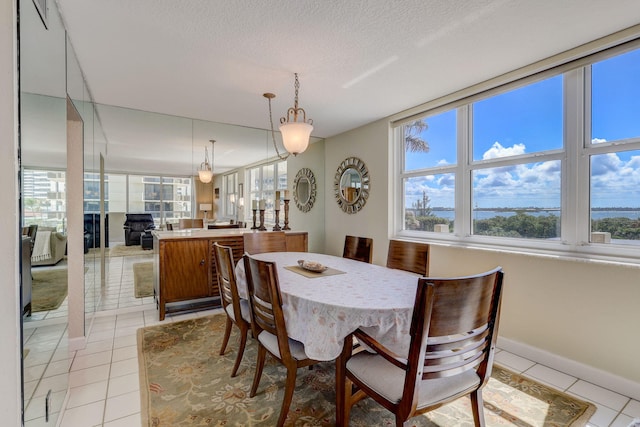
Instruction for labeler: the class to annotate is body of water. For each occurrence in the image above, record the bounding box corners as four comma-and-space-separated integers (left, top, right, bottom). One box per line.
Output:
424, 210, 640, 221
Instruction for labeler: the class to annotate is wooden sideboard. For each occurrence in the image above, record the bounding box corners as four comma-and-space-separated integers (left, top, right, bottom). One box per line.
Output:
153, 229, 308, 320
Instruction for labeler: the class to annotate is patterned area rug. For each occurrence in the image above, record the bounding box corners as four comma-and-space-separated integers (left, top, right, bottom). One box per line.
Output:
133, 262, 154, 298
138, 314, 595, 426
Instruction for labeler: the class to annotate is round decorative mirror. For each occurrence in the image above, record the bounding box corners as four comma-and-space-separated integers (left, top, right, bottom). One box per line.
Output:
334, 157, 370, 214
293, 168, 317, 213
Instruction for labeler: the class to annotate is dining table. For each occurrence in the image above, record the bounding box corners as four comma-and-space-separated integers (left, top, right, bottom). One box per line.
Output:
234, 251, 421, 361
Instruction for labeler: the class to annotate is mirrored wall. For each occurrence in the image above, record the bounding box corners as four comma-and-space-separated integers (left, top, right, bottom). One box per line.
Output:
19, 0, 70, 424
19, 0, 312, 421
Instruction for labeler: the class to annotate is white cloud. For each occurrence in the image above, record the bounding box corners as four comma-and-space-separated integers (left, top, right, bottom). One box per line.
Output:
482, 142, 526, 160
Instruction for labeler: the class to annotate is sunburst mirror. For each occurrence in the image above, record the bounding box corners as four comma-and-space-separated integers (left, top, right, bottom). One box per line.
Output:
293, 167, 317, 213
334, 157, 370, 214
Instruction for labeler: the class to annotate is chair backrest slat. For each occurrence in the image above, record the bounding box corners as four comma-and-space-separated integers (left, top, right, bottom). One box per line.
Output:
343, 235, 373, 263
386, 240, 430, 276
243, 231, 287, 255
179, 218, 204, 229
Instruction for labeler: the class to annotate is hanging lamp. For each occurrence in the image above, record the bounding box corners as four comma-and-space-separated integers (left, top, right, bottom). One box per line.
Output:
264, 73, 314, 159
198, 140, 214, 183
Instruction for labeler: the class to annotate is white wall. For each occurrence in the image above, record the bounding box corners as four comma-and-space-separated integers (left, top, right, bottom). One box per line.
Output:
0, 0, 23, 422
430, 244, 640, 396
324, 118, 391, 263
324, 117, 640, 398
287, 139, 325, 253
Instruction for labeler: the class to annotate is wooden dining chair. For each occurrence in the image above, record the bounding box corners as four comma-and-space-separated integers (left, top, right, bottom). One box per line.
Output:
386, 240, 430, 276
178, 218, 204, 229
243, 254, 320, 427
213, 242, 251, 377
243, 231, 287, 254
337, 267, 504, 427
342, 235, 373, 263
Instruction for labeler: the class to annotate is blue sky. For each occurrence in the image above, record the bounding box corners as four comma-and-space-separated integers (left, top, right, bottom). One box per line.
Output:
405, 48, 640, 209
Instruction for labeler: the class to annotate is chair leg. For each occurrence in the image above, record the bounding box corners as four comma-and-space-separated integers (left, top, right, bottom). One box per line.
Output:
276, 365, 298, 427
230, 325, 248, 377
470, 389, 486, 427
335, 341, 351, 427
219, 315, 233, 355
250, 344, 267, 397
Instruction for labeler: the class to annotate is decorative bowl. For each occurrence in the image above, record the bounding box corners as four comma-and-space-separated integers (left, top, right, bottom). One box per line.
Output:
297, 260, 328, 273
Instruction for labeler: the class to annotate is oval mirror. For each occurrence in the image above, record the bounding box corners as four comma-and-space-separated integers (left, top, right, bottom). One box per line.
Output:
334, 157, 370, 214
293, 168, 316, 213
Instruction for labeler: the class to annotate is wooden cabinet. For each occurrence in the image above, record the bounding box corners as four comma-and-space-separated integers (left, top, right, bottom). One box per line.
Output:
154, 230, 307, 320
155, 238, 218, 320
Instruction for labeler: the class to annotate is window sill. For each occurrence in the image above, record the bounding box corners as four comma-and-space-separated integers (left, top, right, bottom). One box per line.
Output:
395, 230, 640, 269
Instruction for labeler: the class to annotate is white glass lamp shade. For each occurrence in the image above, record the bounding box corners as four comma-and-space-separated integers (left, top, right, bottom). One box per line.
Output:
279, 122, 313, 155
198, 170, 213, 183
199, 204, 212, 212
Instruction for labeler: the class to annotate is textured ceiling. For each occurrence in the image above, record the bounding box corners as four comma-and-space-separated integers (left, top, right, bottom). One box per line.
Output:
45, 0, 640, 174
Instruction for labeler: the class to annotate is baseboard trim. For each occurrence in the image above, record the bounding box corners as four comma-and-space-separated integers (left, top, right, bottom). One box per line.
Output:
498, 337, 640, 401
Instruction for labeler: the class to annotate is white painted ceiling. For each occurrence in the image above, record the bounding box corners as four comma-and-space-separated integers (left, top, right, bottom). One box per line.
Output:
42, 0, 640, 174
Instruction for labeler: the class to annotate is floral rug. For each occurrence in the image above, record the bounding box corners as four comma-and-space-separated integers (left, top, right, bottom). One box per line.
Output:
137, 314, 595, 427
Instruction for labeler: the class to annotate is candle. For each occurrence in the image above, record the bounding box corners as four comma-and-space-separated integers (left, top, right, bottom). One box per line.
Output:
252, 199, 257, 210
259, 199, 266, 210
284, 190, 290, 200
275, 198, 281, 209
276, 190, 281, 201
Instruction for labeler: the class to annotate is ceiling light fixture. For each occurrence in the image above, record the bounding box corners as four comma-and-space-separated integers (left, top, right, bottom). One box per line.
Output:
264, 73, 314, 160
198, 139, 214, 183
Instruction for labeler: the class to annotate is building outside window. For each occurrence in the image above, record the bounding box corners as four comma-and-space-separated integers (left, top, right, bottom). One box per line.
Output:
22, 169, 66, 231
77, 173, 193, 229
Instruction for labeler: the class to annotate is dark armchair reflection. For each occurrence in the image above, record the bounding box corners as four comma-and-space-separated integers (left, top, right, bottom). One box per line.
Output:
123, 213, 155, 246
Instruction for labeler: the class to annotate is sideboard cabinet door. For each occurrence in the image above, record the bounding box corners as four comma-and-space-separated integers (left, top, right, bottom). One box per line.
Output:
161, 239, 210, 302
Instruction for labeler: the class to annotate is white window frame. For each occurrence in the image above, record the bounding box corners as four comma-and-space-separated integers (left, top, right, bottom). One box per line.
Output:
247, 159, 287, 225
393, 37, 640, 265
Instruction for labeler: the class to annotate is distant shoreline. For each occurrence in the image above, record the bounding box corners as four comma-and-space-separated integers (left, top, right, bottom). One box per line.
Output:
422, 207, 640, 211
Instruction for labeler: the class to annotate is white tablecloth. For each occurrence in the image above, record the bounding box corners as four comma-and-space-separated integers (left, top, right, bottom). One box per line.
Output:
235, 252, 419, 361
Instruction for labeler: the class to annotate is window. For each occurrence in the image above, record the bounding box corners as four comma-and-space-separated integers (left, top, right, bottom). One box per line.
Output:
588, 48, 640, 244
224, 173, 237, 218
115, 174, 192, 226
248, 160, 287, 224
401, 111, 456, 232
22, 169, 66, 231
395, 41, 640, 261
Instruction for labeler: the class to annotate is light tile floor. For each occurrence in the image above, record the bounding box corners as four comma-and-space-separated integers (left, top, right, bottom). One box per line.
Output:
22, 253, 640, 427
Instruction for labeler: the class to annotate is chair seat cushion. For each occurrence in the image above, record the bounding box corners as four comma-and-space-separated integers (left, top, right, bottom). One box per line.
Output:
258, 331, 309, 361
346, 352, 480, 407
225, 299, 251, 324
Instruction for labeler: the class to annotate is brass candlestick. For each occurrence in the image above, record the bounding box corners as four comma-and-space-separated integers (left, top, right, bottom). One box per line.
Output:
273, 209, 282, 231
251, 209, 258, 229
283, 199, 291, 230
258, 209, 267, 231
